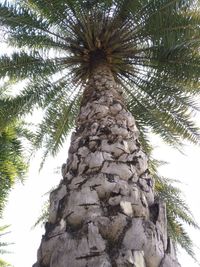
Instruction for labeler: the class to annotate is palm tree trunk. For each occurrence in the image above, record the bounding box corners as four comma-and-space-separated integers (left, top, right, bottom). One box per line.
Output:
33, 64, 181, 267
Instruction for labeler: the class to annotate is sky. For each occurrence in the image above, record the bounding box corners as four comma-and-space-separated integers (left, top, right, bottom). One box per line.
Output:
1, 131, 200, 267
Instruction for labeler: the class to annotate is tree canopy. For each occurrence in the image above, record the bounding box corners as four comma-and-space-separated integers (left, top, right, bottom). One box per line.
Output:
0, 0, 199, 156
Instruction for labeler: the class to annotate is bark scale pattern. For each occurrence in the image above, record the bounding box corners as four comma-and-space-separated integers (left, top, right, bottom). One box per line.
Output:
33, 66, 181, 267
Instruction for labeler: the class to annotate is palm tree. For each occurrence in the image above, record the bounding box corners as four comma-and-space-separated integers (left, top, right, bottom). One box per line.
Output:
0, 0, 200, 266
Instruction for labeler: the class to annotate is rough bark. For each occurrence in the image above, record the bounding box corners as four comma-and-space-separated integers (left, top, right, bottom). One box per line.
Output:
33, 65, 181, 267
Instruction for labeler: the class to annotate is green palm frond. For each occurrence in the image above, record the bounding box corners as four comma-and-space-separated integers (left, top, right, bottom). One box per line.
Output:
124, 79, 200, 147
30, 78, 82, 164
0, 51, 64, 81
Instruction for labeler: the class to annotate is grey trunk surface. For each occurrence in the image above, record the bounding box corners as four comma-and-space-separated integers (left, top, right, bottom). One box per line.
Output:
33, 65, 181, 267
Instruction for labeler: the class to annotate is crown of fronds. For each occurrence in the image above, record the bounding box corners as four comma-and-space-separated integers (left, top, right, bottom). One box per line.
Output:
0, 0, 200, 158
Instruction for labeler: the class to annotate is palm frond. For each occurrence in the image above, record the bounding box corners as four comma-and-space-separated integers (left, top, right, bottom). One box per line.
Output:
0, 51, 64, 81
34, 84, 82, 166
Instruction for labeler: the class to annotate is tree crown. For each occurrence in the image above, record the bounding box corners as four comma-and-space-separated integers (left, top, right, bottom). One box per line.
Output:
0, 0, 199, 156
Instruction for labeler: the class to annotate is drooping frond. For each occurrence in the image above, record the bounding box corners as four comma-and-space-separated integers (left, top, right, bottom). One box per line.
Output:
0, 51, 62, 80
125, 82, 200, 147
34, 90, 81, 166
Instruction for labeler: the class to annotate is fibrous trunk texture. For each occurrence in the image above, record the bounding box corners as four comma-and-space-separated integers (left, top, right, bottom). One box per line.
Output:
33, 65, 181, 267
